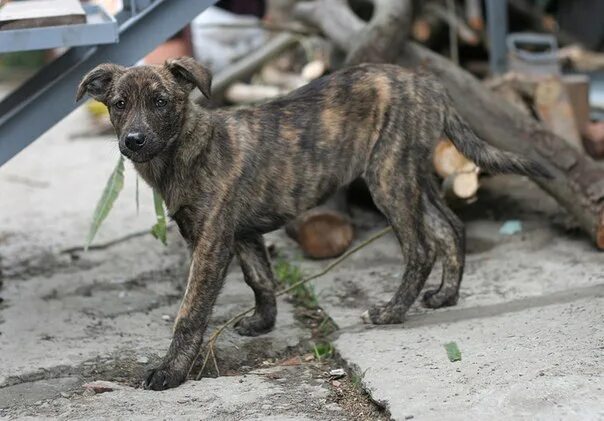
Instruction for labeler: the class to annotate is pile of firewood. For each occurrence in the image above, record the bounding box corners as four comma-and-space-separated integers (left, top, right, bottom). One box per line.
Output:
203, 0, 604, 256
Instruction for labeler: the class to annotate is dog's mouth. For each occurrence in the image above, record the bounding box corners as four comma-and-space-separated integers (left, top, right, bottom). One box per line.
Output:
125, 153, 153, 163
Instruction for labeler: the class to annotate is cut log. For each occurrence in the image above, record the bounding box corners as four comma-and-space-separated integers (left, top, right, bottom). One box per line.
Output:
443, 171, 479, 201
485, 72, 537, 117
285, 190, 354, 259
301, 59, 327, 81
434, 139, 480, 200
433, 138, 476, 178
224, 83, 284, 104
562, 74, 590, 130
559, 45, 604, 72
260, 65, 307, 90
534, 77, 583, 151
294, 0, 604, 249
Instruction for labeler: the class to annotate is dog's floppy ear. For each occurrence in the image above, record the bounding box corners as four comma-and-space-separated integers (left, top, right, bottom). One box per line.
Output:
165, 57, 212, 99
76, 63, 124, 103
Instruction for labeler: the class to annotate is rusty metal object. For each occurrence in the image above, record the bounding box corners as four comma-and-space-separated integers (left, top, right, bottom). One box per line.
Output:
582, 121, 604, 159
598, 211, 604, 250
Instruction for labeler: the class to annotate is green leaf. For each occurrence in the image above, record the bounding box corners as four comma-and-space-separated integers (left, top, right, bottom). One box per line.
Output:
312, 341, 333, 360
444, 341, 462, 362
150, 189, 167, 245
85, 156, 125, 250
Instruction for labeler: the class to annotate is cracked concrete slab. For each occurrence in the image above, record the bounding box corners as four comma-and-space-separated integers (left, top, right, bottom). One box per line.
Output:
336, 297, 604, 421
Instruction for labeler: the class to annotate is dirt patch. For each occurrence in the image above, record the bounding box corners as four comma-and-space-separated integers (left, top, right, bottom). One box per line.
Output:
323, 358, 391, 421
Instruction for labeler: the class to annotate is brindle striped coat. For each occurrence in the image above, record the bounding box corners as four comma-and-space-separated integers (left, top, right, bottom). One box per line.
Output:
77, 58, 549, 390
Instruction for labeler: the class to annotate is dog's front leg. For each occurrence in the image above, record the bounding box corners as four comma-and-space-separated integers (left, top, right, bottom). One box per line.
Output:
144, 232, 234, 390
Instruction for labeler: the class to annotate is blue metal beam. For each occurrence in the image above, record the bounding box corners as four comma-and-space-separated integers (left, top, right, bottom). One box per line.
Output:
0, 0, 217, 166
486, 0, 508, 74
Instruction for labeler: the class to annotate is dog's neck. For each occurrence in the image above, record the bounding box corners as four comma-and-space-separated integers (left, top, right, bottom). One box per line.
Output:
132, 100, 214, 210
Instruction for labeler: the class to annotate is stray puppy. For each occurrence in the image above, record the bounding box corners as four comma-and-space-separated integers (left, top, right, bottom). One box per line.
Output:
77, 58, 550, 390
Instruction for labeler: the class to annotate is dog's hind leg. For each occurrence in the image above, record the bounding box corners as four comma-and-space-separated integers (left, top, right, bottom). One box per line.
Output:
233, 235, 278, 336
362, 163, 437, 324
421, 187, 465, 309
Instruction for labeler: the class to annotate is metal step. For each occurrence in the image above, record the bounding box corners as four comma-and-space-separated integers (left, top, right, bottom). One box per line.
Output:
0, 0, 217, 166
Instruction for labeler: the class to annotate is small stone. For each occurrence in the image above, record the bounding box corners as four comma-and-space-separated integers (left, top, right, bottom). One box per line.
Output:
137, 356, 149, 364
303, 354, 314, 362
361, 310, 371, 324
161, 314, 171, 321
60, 392, 71, 398
279, 356, 302, 366
83, 381, 117, 394
331, 380, 341, 387
329, 368, 346, 379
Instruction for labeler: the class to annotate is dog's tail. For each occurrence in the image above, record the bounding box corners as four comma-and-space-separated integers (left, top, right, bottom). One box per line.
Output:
443, 103, 552, 179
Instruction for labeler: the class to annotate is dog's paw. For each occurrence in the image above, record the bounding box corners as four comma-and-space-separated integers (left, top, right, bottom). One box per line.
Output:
361, 303, 404, 325
234, 313, 275, 337
143, 364, 186, 391
422, 289, 459, 309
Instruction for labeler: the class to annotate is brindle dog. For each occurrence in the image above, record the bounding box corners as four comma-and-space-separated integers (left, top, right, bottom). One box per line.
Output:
77, 58, 550, 390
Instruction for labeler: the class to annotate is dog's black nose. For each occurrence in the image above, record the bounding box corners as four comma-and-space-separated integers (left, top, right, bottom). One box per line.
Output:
125, 132, 146, 151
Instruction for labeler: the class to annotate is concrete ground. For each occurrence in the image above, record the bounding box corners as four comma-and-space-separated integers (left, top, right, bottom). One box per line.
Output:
0, 101, 602, 420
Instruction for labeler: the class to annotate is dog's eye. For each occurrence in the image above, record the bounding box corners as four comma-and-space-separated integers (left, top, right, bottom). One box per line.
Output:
155, 98, 167, 108
115, 100, 126, 110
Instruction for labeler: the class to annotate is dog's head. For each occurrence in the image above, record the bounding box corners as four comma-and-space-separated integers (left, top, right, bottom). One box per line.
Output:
76, 57, 211, 163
